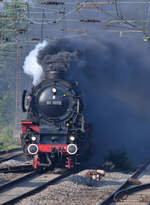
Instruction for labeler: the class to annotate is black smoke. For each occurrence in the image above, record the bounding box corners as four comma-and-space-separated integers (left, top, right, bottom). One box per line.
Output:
38, 37, 150, 166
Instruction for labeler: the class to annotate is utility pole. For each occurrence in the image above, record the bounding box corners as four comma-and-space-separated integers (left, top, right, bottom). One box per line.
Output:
14, 43, 22, 138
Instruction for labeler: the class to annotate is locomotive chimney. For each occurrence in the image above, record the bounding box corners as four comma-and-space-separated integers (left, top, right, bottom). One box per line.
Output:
41, 53, 71, 80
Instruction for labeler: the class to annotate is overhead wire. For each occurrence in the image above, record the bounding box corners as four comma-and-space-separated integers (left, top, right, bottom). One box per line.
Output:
0, 0, 150, 46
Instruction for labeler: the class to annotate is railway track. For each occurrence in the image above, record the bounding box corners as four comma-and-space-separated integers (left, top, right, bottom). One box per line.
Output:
0, 164, 34, 173
0, 148, 21, 155
0, 148, 22, 163
99, 160, 150, 205
0, 168, 76, 205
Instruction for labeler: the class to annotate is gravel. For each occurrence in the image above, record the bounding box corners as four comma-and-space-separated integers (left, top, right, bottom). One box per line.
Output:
16, 169, 131, 205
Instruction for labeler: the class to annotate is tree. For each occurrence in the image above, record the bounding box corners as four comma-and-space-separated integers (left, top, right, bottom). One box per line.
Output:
0, 0, 28, 147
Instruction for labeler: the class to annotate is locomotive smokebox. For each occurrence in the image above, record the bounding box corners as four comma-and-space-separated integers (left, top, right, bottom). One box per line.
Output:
45, 70, 65, 80
41, 52, 72, 80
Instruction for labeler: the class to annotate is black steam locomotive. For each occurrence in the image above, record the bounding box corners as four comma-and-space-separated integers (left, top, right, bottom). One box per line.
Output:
20, 53, 91, 169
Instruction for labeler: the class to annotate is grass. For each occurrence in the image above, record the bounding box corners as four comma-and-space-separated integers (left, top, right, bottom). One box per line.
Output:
0, 125, 20, 151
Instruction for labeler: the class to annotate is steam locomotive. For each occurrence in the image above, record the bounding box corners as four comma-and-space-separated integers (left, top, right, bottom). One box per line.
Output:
20, 53, 91, 169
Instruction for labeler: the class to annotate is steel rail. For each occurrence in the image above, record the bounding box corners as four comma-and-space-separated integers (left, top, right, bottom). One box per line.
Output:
99, 160, 150, 205
114, 183, 150, 202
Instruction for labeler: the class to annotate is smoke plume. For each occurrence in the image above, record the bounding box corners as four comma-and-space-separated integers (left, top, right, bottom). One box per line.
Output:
24, 37, 150, 166
23, 40, 48, 86
37, 38, 150, 166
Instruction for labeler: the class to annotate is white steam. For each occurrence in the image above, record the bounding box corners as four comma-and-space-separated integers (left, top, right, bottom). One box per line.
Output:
23, 40, 48, 86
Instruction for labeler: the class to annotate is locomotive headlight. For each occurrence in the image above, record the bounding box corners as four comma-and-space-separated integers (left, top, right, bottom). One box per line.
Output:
52, 87, 56, 93
69, 136, 75, 141
31, 136, 36, 141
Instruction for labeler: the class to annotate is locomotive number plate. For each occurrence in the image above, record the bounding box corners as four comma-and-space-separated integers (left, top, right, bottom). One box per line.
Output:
46, 100, 62, 105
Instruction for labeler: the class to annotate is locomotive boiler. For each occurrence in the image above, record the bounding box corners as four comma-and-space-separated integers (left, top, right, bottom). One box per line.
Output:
20, 52, 91, 169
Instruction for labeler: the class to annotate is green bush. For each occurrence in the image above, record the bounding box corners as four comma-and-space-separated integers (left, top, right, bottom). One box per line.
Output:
103, 149, 133, 171
0, 125, 19, 151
